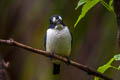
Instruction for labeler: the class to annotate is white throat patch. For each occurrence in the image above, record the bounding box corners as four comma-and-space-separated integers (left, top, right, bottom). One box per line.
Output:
55, 24, 64, 30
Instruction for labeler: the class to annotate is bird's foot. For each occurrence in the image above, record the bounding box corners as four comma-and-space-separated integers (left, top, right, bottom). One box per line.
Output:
50, 52, 54, 60
66, 57, 71, 65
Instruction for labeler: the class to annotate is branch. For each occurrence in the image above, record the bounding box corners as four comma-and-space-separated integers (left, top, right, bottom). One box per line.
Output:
0, 39, 112, 80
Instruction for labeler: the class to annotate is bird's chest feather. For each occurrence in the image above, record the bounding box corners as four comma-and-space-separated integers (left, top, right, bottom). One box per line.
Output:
46, 27, 71, 56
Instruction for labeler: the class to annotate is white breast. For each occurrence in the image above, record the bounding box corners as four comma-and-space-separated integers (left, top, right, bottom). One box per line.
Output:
46, 26, 72, 57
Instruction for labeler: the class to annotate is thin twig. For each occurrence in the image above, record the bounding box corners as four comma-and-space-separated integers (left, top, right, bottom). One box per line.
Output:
0, 38, 113, 80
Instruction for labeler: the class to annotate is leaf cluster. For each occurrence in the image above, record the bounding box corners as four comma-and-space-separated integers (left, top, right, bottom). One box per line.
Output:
94, 54, 120, 80
74, 0, 114, 27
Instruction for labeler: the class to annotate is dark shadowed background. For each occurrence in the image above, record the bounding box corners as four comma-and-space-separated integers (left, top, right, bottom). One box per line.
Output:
0, 0, 119, 80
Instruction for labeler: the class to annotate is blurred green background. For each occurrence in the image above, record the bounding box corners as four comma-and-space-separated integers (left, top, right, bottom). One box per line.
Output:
0, 0, 119, 80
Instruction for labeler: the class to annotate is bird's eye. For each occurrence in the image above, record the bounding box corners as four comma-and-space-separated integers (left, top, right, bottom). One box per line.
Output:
52, 17, 56, 22
58, 16, 62, 20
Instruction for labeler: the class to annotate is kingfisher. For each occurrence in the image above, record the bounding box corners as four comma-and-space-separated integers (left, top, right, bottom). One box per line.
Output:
44, 15, 72, 75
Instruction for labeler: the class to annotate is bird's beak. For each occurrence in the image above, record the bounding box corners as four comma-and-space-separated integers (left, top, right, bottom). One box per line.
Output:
56, 20, 61, 25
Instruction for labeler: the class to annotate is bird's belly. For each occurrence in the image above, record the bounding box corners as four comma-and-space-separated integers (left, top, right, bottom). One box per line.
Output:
46, 28, 71, 57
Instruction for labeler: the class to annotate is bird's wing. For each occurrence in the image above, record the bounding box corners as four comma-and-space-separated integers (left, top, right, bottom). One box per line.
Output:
70, 31, 73, 46
65, 26, 73, 48
44, 33, 47, 50
68, 28, 73, 57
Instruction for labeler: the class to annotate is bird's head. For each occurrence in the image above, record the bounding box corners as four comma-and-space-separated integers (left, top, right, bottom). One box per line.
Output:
49, 15, 65, 30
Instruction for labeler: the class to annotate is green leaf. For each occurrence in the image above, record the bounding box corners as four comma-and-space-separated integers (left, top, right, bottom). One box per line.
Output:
113, 54, 120, 70
109, 0, 113, 6
74, 0, 100, 28
74, 0, 114, 28
94, 58, 115, 80
94, 54, 120, 80
75, 0, 86, 10
117, 65, 120, 70
114, 54, 120, 61
100, 0, 113, 11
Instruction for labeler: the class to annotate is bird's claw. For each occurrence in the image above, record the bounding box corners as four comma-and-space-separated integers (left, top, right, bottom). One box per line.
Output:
66, 57, 71, 65
50, 52, 54, 60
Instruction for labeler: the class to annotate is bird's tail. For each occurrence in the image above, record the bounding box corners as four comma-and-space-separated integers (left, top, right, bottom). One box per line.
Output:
53, 63, 60, 75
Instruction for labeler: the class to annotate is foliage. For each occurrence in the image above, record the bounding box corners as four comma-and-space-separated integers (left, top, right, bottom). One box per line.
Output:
74, 0, 114, 27
94, 54, 120, 80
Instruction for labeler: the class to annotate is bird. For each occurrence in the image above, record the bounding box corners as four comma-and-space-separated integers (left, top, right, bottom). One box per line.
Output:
44, 15, 72, 75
